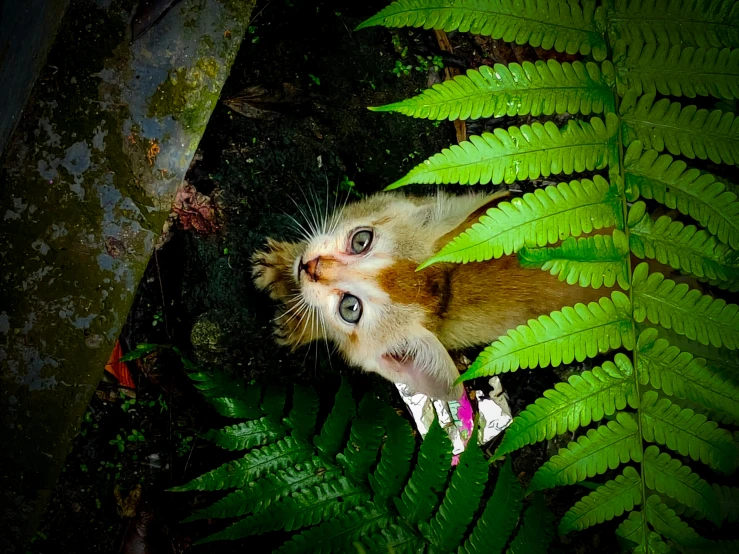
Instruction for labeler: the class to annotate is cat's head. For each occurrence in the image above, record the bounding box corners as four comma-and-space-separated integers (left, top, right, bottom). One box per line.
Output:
251, 193, 463, 400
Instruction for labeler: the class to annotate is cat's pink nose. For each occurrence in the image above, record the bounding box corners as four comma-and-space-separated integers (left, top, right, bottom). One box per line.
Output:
302, 256, 321, 281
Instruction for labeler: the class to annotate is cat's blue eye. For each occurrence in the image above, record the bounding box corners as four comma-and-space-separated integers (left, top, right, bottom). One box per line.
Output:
350, 229, 373, 254
339, 294, 362, 324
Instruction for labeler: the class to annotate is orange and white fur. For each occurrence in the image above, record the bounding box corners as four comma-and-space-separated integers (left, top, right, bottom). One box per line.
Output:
251, 191, 604, 400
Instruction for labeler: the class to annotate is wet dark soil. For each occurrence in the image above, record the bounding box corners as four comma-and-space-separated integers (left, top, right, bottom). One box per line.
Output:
31, 2, 737, 554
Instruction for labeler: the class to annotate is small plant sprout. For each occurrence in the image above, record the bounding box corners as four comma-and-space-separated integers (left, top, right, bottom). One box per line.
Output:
127, 429, 145, 443
152, 311, 163, 327
308, 74, 321, 86
391, 60, 411, 77
109, 434, 126, 453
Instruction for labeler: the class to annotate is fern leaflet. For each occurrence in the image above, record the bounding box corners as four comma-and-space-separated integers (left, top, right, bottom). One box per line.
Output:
356, 0, 607, 60
518, 231, 631, 289
368, 407, 415, 501
459, 458, 524, 554
506, 492, 555, 554
558, 466, 642, 534
642, 446, 722, 525
604, 0, 739, 49
494, 354, 636, 457
461, 293, 633, 380
419, 422, 488, 552
632, 263, 739, 349
624, 141, 739, 249
387, 114, 619, 190
314, 378, 356, 460
628, 203, 739, 291
637, 329, 739, 422
421, 176, 621, 268
528, 412, 642, 492
201, 417, 285, 451
613, 40, 739, 100
370, 60, 614, 120
393, 417, 451, 525
170, 436, 313, 492
620, 91, 739, 165
640, 391, 738, 474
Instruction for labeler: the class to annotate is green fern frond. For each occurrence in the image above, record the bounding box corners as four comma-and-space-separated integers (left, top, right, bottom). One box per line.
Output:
275, 505, 393, 554
461, 293, 633, 380
632, 263, 739, 349
613, 40, 739, 99
421, 175, 621, 268
188, 369, 263, 419
356, 0, 607, 61
201, 417, 285, 451
640, 391, 738, 474
357, 523, 424, 554
620, 91, 739, 165
370, 60, 614, 120
368, 408, 415, 501
558, 466, 642, 534
419, 422, 488, 552
644, 495, 712, 551
506, 492, 555, 554
518, 231, 630, 289
642, 446, 722, 524
394, 417, 451, 525
183, 459, 341, 522
314, 378, 356, 460
628, 203, 739, 291
637, 329, 739, 422
336, 395, 386, 480
494, 354, 636, 457
170, 436, 313, 492
197, 478, 370, 544
605, 0, 739, 49
459, 458, 524, 554
715, 485, 739, 523
285, 385, 320, 440
624, 142, 739, 248
386, 114, 618, 190
528, 412, 641, 492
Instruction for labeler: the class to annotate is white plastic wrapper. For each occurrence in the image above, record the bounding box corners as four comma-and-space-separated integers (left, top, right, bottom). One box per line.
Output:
396, 377, 512, 455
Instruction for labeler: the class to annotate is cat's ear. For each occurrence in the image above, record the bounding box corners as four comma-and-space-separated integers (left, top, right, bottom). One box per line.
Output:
377, 328, 462, 400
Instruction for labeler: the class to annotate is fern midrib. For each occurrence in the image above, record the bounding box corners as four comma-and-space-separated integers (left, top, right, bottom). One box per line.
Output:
411, 138, 610, 179
376, 5, 598, 34
400, 84, 613, 107
612, 71, 651, 548
627, 167, 739, 240
438, 196, 615, 257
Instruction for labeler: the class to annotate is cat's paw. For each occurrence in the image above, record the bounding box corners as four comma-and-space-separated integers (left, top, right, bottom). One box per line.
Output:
251, 238, 303, 300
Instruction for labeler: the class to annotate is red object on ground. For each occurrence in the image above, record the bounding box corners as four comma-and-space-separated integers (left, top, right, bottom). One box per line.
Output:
105, 340, 136, 389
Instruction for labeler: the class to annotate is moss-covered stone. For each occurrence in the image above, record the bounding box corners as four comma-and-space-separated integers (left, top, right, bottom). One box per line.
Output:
0, 0, 255, 548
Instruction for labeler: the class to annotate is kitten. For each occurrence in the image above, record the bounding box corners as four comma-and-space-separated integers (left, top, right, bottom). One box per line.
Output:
251, 191, 604, 400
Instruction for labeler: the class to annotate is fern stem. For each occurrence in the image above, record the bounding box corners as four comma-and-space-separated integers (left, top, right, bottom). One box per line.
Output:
609, 39, 651, 552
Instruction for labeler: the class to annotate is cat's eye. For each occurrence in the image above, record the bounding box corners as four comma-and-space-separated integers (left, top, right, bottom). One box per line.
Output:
339, 294, 362, 324
350, 229, 373, 254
